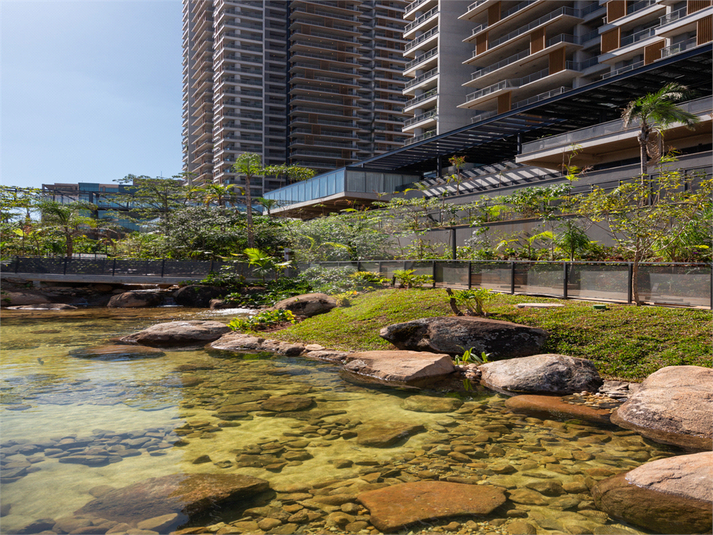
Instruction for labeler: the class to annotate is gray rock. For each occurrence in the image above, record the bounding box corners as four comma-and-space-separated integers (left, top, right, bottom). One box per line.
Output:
379, 316, 547, 358
70, 344, 165, 360
272, 293, 337, 318
341, 350, 455, 389
7, 303, 77, 310
107, 291, 164, 308
356, 422, 425, 447
610, 365, 713, 451
119, 321, 231, 347
479, 354, 602, 395
592, 451, 713, 534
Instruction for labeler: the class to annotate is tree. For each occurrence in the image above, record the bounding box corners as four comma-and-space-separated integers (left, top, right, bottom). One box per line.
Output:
38, 200, 98, 258
447, 155, 467, 195
232, 154, 313, 248
576, 158, 712, 305
256, 197, 279, 217
622, 83, 699, 178
201, 183, 238, 208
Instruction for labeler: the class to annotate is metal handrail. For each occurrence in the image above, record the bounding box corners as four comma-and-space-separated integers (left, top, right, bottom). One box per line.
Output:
404, 67, 438, 90
404, 6, 439, 33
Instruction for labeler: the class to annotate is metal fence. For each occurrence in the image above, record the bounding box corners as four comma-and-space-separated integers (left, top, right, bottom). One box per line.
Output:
307, 260, 713, 309
3, 257, 711, 309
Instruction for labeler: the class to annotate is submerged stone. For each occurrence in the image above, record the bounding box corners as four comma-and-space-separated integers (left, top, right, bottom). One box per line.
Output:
357, 481, 506, 531
505, 395, 611, 425
356, 422, 425, 448
401, 395, 463, 413
70, 345, 165, 360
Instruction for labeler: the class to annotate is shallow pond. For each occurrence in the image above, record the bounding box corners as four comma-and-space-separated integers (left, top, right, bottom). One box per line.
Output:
0, 308, 678, 534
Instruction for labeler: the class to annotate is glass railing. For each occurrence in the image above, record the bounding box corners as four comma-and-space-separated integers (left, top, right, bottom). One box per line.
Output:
404, 67, 438, 90
405, 26, 438, 51
404, 6, 438, 33
660, 6, 687, 26
405, 47, 438, 70
403, 109, 437, 127
404, 88, 438, 109
470, 49, 529, 81
620, 26, 659, 47
661, 37, 700, 58
601, 59, 644, 79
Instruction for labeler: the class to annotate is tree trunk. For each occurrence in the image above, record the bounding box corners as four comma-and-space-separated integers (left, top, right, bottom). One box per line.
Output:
245, 175, 254, 248
632, 249, 641, 306
66, 234, 74, 259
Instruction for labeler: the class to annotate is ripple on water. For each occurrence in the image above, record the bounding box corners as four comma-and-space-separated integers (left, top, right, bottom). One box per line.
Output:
0, 309, 674, 534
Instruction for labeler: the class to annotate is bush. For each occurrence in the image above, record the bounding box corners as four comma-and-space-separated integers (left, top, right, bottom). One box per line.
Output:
201, 263, 246, 290
228, 309, 296, 332
224, 278, 313, 308
298, 266, 361, 294
352, 271, 389, 288
393, 269, 433, 289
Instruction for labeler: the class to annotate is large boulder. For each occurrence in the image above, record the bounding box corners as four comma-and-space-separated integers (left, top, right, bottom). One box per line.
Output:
341, 350, 455, 389
209, 332, 305, 356
379, 316, 547, 358
7, 303, 77, 310
173, 285, 225, 308
70, 344, 165, 360
107, 290, 164, 308
75, 473, 270, 527
119, 321, 231, 347
479, 354, 602, 396
592, 452, 713, 534
357, 481, 506, 532
272, 293, 337, 318
1, 290, 50, 306
610, 365, 713, 451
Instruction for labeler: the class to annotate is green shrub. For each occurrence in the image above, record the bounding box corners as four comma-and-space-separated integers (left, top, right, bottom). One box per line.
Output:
228, 309, 296, 332
393, 269, 433, 289
351, 271, 389, 288
333, 291, 358, 307
449, 288, 494, 316
224, 278, 313, 308
298, 266, 360, 294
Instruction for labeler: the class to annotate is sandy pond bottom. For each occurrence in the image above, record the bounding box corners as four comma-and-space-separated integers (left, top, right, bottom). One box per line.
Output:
0, 308, 678, 534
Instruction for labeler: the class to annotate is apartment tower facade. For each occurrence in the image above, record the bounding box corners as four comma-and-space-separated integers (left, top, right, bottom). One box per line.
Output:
182, 0, 411, 194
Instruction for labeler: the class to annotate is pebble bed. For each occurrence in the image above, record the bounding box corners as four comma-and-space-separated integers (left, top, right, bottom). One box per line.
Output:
0, 309, 679, 535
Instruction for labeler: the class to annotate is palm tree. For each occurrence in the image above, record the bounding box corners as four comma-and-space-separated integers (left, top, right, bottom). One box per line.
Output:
38, 200, 97, 258
232, 153, 262, 248
201, 183, 237, 208
622, 83, 699, 178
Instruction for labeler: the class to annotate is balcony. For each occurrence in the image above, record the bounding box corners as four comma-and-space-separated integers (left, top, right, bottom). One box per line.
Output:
404, 88, 438, 110
403, 6, 439, 38
404, 129, 436, 145
403, 67, 438, 92
660, 37, 701, 59
403, 109, 437, 128
404, 26, 438, 55
404, 47, 438, 74
405, 0, 437, 19
657, 4, 713, 38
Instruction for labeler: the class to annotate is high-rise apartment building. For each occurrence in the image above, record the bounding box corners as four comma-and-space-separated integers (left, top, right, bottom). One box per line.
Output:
182, 0, 411, 194
402, 0, 712, 135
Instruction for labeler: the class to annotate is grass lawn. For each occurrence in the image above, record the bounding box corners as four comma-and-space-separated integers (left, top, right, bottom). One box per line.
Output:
268, 288, 712, 381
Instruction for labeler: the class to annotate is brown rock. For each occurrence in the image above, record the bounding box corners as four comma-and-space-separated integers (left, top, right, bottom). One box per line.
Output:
260, 395, 314, 412
108, 291, 164, 308
272, 293, 337, 318
379, 316, 547, 358
173, 285, 226, 308
356, 422, 425, 447
401, 395, 463, 413
505, 395, 611, 424
341, 350, 455, 389
479, 354, 602, 396
610, 365, 713, 451
357, 481, 506, 532
119, 321, 231, 347
592, 452, 713, 534
74, 473, 269, 525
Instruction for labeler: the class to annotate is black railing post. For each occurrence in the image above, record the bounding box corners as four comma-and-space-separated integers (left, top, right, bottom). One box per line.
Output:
510, 261, 516, 294
112, 258, 117, 276
145, 260, 149, 276
627, 263, 633, 304
378, 261, 383, 277
563, 262, 569, 299
160, 259, 166, 278
208, 259, 214, 275
63, 257, 68, 275
432, 260, 436, 288
357, 261, 361, 272
14, 256, 19, 274
468, 261, 472, 289
451, 228, 457, 260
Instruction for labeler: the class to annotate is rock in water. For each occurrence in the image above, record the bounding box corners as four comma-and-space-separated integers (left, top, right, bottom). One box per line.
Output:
356, 422, 425, 447
70, 344, 165, 360
75, 473, 269, 526
357, 481, 506, 531
479, 354, 602, 395
505, 395, 611, 424
379, 316, 547, 358
173, 285, 225, 308
341, 350, 455, 389
592, 451, 713, 534
272, 293, 337, 318
119, 321, 231, 347
401, 395, 463, 413
107, 291, 164, 308
610, 365, 713, 451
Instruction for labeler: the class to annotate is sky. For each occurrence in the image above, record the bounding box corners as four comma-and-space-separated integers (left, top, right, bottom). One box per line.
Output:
1, 0, 183, 189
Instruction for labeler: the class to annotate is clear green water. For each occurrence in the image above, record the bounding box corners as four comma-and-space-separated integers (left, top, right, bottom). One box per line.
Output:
0, 308, 676, 534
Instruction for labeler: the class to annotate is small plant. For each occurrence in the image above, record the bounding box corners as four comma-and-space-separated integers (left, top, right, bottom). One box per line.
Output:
454, 347, 490, 366
446, 288, 493, 317
201, 264, 246, 290
351, 271, 389, 288
393, 269, 433, 289
228, 309, 296, 332
332, 290, 358, 307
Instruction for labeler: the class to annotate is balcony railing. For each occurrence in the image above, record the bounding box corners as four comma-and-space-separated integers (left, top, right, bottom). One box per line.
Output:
512, 85, 570, 109
470, 49, 529, 81
661, 37, 700, 58
405, 47, 438, 70
405, 0, 434, 17
403, 109, 437, 127
465, 0, 488, 14
405, 26, 438, 51
659, 6, 687, 26
627, 0, 657, 15
465, 80, 512, 103
620, 26, 659, 47
404, 130, 436, 145
487, 6, 580, 50
404, 67, 438, 90
601, 59, 645, 79
404, 6, 438, 33
470, 110, 497, 123
405, 88, 438, 109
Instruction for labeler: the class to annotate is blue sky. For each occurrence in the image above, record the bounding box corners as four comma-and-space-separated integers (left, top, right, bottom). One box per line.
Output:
1, 0, 183, 189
